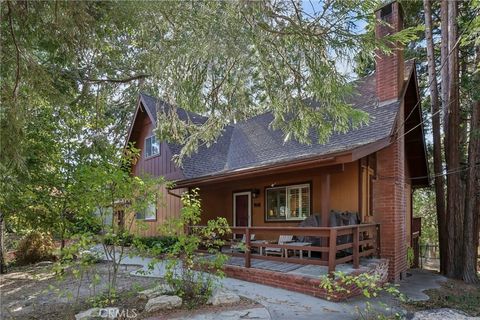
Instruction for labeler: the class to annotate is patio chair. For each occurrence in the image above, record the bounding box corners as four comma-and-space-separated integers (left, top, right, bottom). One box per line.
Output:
265, 235, 294, 257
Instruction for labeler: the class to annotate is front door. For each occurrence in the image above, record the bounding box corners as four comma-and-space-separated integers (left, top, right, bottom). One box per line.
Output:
233, 192, 251, 227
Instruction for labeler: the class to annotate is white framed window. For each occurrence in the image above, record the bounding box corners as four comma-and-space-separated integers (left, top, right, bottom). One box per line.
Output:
136, 202, 157, 221
265, 184, 310, 221
144, 135, 160, 158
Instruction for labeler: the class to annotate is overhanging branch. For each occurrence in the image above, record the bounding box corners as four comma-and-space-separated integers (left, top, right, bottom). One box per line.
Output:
83, 74, 151, 84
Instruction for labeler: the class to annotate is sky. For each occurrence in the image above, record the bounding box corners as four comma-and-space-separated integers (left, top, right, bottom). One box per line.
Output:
301, 0, 369, 77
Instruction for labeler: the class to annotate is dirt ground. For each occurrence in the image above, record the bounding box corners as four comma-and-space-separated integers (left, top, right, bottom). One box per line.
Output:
405, 278, 480, 317
0, 262, 260, 320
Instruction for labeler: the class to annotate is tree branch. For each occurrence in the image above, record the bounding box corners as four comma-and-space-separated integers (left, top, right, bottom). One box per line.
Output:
7, 0, 20, 101
82, 74, 151, 84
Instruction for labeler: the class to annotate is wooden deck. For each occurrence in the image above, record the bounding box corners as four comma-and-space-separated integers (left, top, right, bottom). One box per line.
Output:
193, 223, 380, 273
223, 256, 383, 278
226, 256, 303, 272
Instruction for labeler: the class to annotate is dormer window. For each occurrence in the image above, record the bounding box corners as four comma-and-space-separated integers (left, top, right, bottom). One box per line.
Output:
145, 135, 160, 158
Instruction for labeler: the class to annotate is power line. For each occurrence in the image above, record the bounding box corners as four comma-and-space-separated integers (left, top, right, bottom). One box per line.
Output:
392, 5, 480, 138
375, 163, 480, 182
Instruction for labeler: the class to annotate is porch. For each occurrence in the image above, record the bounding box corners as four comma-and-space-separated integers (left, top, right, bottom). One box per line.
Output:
223, 224, 380, 273
195, 223, 387, 299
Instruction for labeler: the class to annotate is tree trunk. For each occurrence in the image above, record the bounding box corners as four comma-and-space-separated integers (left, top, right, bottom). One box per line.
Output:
461, 46, 480, 284
441, 0, 455, 277
440, 0, 449, 127
0, 211, 6, 274
424, 0, 448, 275
445, 0, 463, 278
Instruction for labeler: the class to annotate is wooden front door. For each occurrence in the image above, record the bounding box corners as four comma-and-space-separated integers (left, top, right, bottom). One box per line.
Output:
233, 192, 251, 227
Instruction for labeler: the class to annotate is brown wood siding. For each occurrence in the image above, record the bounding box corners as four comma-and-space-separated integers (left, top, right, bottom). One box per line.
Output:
126, 185, 186, 237
130, 112, 183, 180
330, 162, 359, 213
128, 103, 185, 237
198, 162, 359, 230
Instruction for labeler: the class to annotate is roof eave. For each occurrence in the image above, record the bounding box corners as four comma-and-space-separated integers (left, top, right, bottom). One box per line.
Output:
173, 137, 393, 188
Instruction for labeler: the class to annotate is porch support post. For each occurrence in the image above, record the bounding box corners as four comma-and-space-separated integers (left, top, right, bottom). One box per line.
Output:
328, 228, 337, 273
353, 226, 360, 268
245, 227, 251, 268
320, 173, 331, 227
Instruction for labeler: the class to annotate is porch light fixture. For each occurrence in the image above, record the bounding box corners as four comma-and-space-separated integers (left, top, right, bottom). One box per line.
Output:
251, 189, 260, 198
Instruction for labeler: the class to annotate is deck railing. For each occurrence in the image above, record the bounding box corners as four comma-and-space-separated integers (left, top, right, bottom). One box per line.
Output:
191, 223, 380, 273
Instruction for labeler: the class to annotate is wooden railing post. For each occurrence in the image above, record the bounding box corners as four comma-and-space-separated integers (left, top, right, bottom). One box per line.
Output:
245, 227, 251, 268
353, 226, 359, 268
328, 228, 337, 273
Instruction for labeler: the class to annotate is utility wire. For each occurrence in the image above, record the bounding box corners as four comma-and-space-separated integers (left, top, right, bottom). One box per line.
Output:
375, 163, 480, 181
391, 5, 480, 138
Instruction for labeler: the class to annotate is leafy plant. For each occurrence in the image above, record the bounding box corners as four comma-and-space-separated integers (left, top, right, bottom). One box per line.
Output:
133, 235, 178, 254
15, 231, 56, 265
320, 271, 406, 319
148, 189, 230, 308
407, 247, 415, 268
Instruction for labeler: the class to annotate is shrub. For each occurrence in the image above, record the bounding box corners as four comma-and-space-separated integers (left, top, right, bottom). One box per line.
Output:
102, 232, 134, 247
320, 272, 406, 319
134, 236, 178, 254
147, 189, 230, 308
16, 231, 56, 265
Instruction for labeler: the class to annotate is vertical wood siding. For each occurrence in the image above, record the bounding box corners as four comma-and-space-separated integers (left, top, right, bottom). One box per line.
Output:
128, 105, 184, 237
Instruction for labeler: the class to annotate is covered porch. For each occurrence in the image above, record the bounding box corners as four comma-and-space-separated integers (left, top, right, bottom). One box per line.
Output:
179, 154, 411, 281
194, 224, 386, 300
224, 224, 380, 273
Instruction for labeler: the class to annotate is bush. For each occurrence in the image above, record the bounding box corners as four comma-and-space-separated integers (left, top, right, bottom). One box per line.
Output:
102, 232, 134, 247
16, 231, 56, 265
134, 236, 178, 254
160, 189, 230, 308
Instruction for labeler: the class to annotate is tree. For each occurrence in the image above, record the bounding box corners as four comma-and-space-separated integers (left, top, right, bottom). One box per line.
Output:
423, 0, 447, 274
0, 1, 419, 274
420, 0, 480, 282
141, 1, 419, 163
0, 1, 149, 272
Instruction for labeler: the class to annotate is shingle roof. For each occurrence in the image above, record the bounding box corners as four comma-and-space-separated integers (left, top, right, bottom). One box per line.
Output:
139, 62, 413, 181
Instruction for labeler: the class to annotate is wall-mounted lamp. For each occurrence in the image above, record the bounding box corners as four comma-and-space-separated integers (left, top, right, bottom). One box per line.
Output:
251, 189, 260, 198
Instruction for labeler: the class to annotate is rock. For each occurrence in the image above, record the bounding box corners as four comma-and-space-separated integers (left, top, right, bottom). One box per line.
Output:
145, 295, 182, 312
75, 307, 119, 320
412, 309, 478, 320
138, 284, 174, 300
207, 288, 240, 306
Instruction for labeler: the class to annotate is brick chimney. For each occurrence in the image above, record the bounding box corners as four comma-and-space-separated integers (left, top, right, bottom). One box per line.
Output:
375, 1, 404, 102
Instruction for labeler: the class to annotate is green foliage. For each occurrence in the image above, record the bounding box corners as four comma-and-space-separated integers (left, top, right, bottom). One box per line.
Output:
320, 271, 406, 319
15, 231, 56, 265
143, 0, 420, 164
407, 247, 415, 268
413, 189, 438, 245
148, 189, 231, 308
133, 235, 178, 254
102, 232, 135, 247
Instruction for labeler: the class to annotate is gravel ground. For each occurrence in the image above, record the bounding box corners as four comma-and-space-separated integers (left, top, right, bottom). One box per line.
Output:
0, 261, 260, 320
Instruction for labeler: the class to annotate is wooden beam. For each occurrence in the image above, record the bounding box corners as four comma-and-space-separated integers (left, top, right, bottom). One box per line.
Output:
328, 228, 337, 273
174, 158, 347, 188
353, 226, 360, 268
245, 228, 251, 268
320, 173, 331, 227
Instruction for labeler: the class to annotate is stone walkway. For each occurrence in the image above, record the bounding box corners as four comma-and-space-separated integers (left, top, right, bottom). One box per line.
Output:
169, 308, 271, 320
95, 248, 448, 320
399, 269, 447, 301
